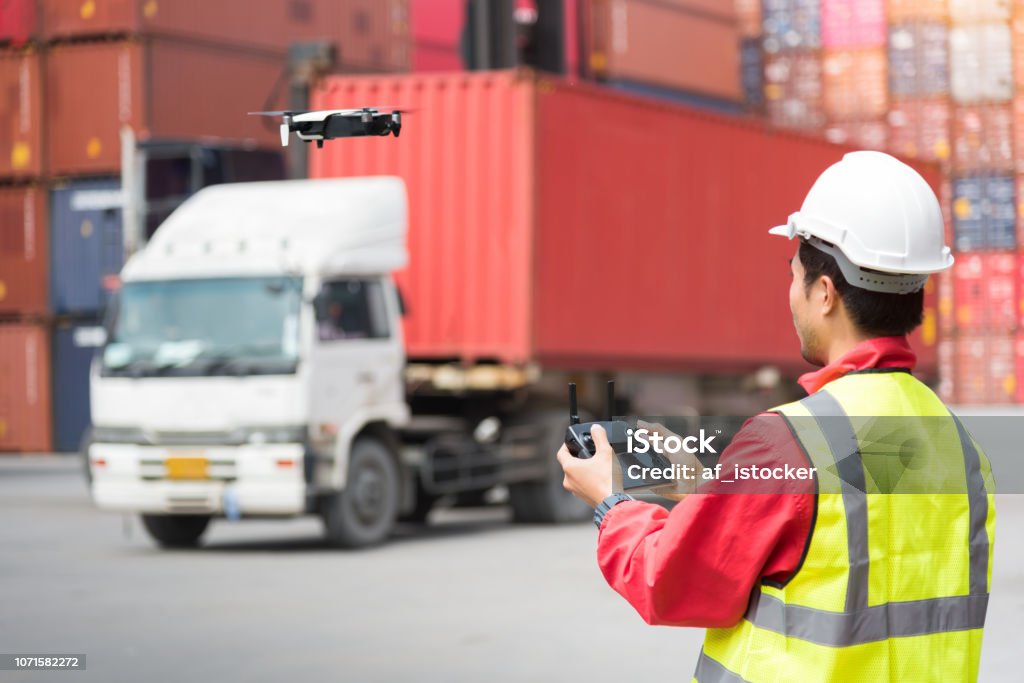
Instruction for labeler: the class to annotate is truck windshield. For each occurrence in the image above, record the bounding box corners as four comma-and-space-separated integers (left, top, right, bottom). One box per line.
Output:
101, 276, 302, 377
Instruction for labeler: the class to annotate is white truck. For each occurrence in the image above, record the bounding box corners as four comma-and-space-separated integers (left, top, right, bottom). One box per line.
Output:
88, 177, 589, 548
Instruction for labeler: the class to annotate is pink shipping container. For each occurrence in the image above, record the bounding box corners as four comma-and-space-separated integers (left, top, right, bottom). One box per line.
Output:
822, 48, 887, 121
887, 98, 951, 165
39, 0, 410, 70
310, 70, 940, 375
45, 39, 285, 175
584, 0, 741, 101
0, 186, 47, 317
952, 105, 1014, 173
0, 49, 43, 178
0, 0, 38, 45
0, 322, 51, 452
887, 0, 948, 22
765, 52, 825, 130
821, 0, 885, 48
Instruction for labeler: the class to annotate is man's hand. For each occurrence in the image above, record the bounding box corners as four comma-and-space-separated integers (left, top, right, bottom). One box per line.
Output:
556, 424, 614, 508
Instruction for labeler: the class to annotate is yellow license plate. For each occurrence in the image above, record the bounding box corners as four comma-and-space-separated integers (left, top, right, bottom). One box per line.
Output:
165, 456, 209, 480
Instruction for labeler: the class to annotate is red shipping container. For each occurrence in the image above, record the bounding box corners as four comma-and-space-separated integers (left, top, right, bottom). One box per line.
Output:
887, 98, 951, 165
987, 333, 1016, 403
39, 0, 410, 70
823, 120, 888, 151
0, 322, 51, 452
735, 0, 761, 38
45, 39, 287, 175
765, 52, 825, 131
887, 0, 949, 22
954, 336, 989, 404
1015, 332, 1024, 403
953, 253, 1017, 331
412, 42, 463, 72
0, 50, 43, 178
584, 0, 740, 101
937, 269, 954, 335
411, 0, 462, 45
0, 0, 38, 45
937, 335, 954, 402
821, 0, 886, 49
0, 186, 47, 316
953, 104, 1014, 173
310, 71, 940, 374
822, 48, 887, 121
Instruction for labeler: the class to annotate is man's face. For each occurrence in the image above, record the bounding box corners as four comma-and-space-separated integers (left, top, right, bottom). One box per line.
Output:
789, 248, 826, 367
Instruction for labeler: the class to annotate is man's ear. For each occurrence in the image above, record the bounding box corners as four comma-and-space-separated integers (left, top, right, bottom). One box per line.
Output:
819, 275, 839, 316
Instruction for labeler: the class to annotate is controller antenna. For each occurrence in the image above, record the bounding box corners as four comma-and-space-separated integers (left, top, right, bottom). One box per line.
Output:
606, 380, 615, 421
569, 383, 580, 425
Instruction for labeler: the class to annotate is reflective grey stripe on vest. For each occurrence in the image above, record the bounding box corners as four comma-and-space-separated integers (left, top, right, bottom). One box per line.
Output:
694, 650, 749, 683
801, 390, 868, 612
743, 389, 992, 648
953, 414, 991, 597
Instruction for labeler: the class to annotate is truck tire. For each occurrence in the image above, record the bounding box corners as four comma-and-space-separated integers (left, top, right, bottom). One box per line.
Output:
80, 428, 94, 486
323, 437, 400, 548
509, 410, 592, 524
141, 514, 211, 548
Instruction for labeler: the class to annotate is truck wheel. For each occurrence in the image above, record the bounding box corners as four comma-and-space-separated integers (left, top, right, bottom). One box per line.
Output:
141, 514, 210, 548
323, 437, 400, 548
509, 411, 592, 524
80, 428, 94, 486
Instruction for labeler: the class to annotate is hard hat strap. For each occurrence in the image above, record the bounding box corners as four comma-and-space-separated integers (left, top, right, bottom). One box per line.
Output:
805, 238, 928, 295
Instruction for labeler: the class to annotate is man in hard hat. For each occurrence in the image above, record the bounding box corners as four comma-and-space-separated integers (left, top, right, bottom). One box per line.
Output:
557, 151, 996, 682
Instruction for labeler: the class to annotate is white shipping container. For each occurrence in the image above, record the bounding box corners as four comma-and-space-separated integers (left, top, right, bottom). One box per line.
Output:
950, 24, 1012, 104
949, 0, 1010, 22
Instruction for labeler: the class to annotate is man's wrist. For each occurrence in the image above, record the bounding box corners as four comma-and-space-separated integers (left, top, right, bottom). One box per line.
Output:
594, 493, 633, 529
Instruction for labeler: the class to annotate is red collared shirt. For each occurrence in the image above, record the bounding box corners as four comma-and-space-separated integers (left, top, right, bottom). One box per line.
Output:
595, 336, 916, 628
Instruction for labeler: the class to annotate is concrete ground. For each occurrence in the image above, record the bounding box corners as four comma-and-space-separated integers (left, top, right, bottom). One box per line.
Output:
0, 456, 1020, 683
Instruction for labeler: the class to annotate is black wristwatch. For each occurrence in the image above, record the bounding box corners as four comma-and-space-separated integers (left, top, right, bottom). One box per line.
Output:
594, 493, 634, 528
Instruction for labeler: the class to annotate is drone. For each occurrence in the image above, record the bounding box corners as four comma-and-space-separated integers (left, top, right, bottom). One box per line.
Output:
249, 108, 405, 147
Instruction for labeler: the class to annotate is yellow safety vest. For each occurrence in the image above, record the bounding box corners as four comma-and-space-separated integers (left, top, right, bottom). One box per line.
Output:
694, 370, 996, 682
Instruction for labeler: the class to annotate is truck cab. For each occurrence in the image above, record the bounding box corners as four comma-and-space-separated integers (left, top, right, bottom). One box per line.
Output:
89, 177, 412, 547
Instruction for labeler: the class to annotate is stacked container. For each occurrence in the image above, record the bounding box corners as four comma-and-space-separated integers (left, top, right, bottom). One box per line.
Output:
0, 0, 411, 452
740, 0, 1024, 405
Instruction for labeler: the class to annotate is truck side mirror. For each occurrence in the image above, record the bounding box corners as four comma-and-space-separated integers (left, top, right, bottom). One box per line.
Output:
396, 285, 408, 317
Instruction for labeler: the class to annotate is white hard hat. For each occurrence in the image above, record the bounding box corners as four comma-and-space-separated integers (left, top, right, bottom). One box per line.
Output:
769, 151, 954, 294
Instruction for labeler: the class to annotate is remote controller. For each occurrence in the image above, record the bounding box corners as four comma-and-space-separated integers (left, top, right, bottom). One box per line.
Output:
563, 382, 675, 491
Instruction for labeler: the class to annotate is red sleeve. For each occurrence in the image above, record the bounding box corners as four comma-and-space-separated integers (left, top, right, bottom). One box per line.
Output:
595, 413, 815, 628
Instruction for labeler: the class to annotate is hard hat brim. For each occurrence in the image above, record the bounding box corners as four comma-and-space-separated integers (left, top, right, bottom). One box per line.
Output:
768, 224, 792, 238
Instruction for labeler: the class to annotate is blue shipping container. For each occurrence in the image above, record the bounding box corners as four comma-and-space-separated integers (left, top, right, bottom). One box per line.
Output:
763, 0, 821, 54
741, 38, 765, 109
52, 322, 104, 452
889, 23, 949, 98
50, 178, 124, 315
952, 175, 1016, 251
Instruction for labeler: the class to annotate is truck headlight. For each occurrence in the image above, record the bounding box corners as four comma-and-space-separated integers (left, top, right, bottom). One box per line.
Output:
245, 426, 308, 445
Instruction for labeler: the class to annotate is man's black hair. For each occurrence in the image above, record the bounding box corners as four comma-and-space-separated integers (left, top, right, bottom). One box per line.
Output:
798, 240, 924, 337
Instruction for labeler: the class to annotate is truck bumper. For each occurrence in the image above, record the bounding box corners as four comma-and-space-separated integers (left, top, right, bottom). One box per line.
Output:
89, 442, 307, 516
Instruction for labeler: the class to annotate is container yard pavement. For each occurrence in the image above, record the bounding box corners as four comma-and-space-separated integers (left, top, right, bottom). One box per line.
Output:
1, 457, 1021, 683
